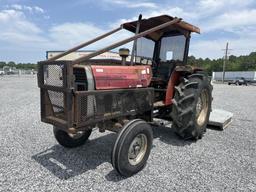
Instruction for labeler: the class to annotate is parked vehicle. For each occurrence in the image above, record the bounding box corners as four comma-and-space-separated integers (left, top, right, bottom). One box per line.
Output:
6, 71, 15, 75
37, 15, 212, 177
228, 77, 247, 86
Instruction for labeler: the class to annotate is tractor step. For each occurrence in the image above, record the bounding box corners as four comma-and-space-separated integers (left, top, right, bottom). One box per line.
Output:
152, 109, 233, 130
208, 109, 233, 130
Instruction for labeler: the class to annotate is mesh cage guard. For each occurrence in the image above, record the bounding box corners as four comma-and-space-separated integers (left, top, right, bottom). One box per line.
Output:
38, 60, 74, 129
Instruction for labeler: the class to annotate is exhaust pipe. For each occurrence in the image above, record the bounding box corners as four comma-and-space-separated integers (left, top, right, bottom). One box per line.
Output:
119, 48, 130, 65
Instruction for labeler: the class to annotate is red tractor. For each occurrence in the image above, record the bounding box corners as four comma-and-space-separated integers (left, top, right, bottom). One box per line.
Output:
38, 15, 212, 177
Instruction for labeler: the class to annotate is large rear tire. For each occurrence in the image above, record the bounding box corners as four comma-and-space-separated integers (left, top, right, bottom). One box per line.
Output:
53, 126, 92, 148
111, 119, 153, 177
171, 72, 212, 140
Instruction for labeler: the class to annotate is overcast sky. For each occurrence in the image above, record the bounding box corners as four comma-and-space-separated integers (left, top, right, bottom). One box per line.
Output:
0, 0, 256, 63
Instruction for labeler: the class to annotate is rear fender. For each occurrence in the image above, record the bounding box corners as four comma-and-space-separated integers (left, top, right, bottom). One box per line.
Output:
164, 65, 204, 105
175, 65, 203, 73
164, 70, 180, 105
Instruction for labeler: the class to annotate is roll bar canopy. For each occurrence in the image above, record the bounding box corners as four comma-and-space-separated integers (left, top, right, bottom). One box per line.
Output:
122, 15, 200, 41
45, 15, 200, 64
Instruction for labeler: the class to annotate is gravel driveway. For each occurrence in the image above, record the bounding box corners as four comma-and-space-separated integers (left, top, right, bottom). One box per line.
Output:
0, 76, 255, 192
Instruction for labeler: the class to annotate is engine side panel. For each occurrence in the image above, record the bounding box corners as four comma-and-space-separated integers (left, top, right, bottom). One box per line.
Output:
91, 65, 152, 90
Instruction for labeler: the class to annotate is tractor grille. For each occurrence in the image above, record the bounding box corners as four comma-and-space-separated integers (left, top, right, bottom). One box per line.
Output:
74, 68, 87, 91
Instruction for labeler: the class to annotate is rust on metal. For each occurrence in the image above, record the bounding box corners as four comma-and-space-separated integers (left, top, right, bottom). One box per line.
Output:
164, 71, 180, 105
175, 65, 193, 73
122, 15, 200, 39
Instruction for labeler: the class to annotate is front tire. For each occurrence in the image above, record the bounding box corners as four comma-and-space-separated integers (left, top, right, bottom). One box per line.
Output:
171, 73, 212, 140
53, 126, 92, 148
111, 119, 153, 177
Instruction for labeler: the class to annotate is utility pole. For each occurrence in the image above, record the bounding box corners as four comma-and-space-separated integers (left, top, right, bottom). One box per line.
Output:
222, 42, 229, 83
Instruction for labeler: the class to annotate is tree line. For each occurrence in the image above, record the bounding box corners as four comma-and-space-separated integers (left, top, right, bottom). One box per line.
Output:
188, 52, 256, 74
0, 61, 37, 70
1, 51, 256, 72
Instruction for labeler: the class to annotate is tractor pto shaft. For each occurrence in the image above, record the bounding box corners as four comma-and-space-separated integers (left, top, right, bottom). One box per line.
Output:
47, 26, 122, 61
72, 18, 182, 65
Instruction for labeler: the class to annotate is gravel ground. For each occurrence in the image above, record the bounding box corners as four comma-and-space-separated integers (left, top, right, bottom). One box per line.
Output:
0, 75, 255, 192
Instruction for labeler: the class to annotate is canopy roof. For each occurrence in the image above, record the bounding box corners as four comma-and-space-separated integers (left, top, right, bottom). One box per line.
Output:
122, 15, 200, 41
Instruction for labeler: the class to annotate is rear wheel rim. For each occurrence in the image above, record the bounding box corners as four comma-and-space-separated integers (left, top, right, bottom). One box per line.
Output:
196, 89, 209, 126
128, 134, 148, 166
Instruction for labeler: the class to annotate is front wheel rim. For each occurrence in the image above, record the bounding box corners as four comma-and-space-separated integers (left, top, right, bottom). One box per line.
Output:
128, 134, 148, 166
68, 131, 85, 139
